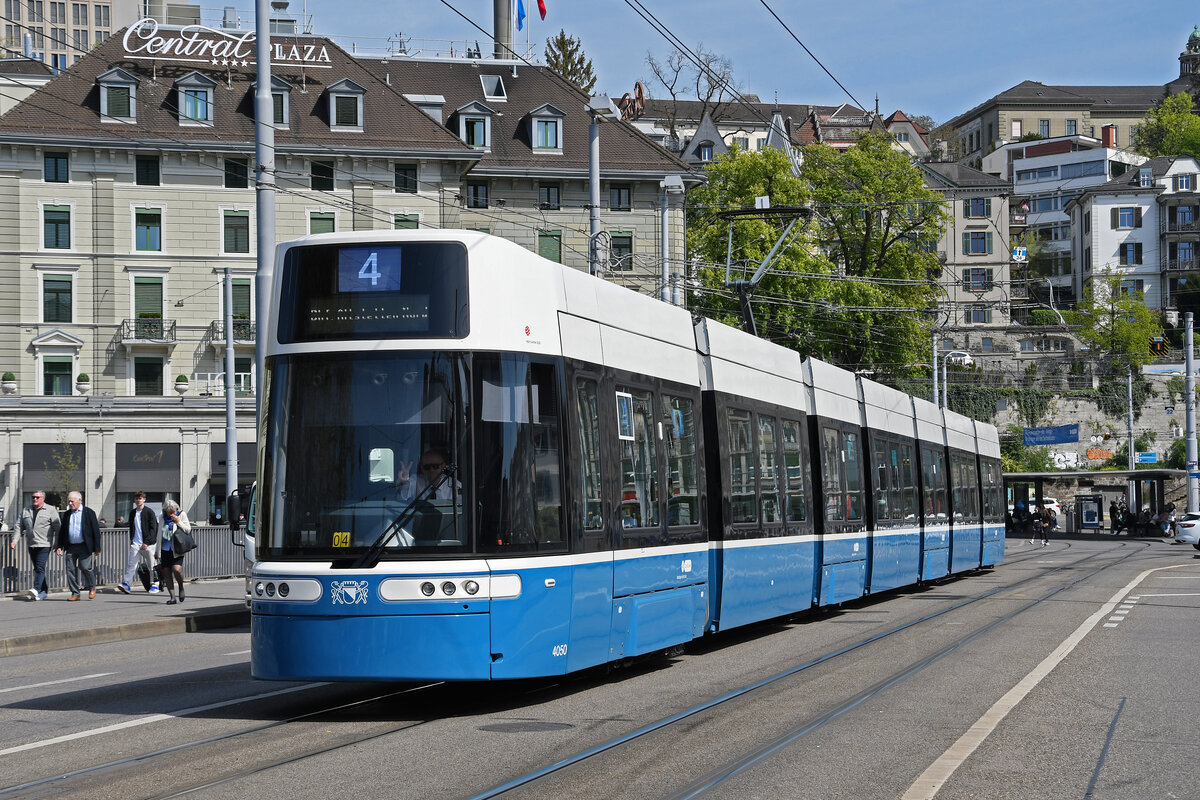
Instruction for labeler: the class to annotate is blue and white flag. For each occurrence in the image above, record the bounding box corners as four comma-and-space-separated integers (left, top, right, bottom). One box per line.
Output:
517, 0, 526, 31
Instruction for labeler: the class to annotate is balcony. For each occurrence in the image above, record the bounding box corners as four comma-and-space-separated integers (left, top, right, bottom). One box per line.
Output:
1163, 219, 1200, 234
120, 317, 177, 350
192, 372, 255, 397
1161, 257, 1200, 272
209, 319, 256, 344
1009, 211, 1028, 227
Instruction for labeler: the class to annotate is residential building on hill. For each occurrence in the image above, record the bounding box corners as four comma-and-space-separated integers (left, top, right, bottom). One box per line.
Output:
0, 23, 694, 524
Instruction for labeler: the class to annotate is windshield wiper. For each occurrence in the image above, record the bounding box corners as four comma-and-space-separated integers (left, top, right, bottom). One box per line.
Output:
353, 464, 455, 569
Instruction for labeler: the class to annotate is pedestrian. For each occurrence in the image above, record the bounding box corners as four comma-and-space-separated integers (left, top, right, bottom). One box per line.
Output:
117, 491, 160, 595
1109, 500, 1120, 535
158, 499, 191, 605
1157, 503, 1177, 537
55, 491, 101, 600
10, 490, 61, 601
1033, 503, 1049, 546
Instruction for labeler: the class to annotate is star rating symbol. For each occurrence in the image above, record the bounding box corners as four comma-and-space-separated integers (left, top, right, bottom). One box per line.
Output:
241, 60, 249, 66
211, 58, 219, 65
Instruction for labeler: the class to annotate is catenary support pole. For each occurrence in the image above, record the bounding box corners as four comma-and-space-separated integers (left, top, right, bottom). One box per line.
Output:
589, 119, 600, 275
224, 267, 238, 504
1186, 313, 1198, 512
1128, 366, 1136, 509
660, 187, 669, 303
254, 0, 275, 420
931, 331, 939, 408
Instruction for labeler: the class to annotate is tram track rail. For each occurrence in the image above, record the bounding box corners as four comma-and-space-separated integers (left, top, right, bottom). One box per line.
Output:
0, 540, 1155, 800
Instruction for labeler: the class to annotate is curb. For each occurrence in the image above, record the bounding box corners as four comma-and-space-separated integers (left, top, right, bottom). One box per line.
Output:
0, 605, 250, 658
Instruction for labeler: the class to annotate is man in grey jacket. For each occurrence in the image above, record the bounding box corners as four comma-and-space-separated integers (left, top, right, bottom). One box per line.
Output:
9, 490, 61, 601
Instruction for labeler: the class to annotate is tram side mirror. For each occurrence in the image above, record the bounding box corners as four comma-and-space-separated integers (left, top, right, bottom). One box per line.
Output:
228, 491, 242, 537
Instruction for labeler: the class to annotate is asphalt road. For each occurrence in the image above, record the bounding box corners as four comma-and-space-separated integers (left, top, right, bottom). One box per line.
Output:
2, 537, 1198, 800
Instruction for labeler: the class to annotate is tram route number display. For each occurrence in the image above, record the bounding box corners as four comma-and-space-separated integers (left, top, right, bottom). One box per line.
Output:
305, 245, 431, 334
338, 247, 403, 292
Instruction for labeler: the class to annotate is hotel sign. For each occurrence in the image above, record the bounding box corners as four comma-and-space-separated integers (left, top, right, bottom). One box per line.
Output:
122, 18, 332, 68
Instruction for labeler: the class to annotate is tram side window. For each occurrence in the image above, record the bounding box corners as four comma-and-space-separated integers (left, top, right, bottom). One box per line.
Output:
922, 447, 947, 521
888, 443, 903, 520
782, 419, 807, 522
662, 394, 698, 527
899, 443, 918, 521
844, 432, 863, 521
759, 415, 782, 523
982, 458, 1002, 520
619, 388, 659, 528
728, 408, 756, 523
477, 357, 563, 549
821, 427, 844, 522
953, 455, 979, 522
576, 378, 604, 531
873, 440, 891, 522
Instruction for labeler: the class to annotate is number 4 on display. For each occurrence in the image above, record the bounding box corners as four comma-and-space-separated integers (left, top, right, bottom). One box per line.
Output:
358, 252, 380, 286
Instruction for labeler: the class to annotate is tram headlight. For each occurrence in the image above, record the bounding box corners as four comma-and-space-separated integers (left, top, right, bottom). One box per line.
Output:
420, 581, 435, 596
278, 582, 290, 598
441, 581, 456, 596
265, 582, 276, 597
255, 582, 265, 596
463, 580, 480, 595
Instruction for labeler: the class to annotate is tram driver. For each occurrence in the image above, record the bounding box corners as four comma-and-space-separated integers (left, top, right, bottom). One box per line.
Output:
396, 447, 457, 501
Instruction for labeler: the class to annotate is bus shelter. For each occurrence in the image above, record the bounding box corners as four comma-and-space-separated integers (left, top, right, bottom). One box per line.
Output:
1004, 469, 1186, 534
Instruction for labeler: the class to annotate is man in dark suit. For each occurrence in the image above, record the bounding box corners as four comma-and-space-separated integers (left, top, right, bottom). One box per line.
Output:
118, 491, 159, 594
56, 491, 102, 600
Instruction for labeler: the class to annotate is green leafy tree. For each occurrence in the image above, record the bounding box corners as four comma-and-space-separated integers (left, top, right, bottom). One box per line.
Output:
544, 30, 597, 95
1132, 92, 1200, 160
1067, 268, 1162, 370
1165, 436, 1187, 470
999, 426, 1055, 472
686, 136, 945, 370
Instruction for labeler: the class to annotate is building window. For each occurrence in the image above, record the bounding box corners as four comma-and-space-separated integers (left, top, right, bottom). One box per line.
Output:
135, 155, 159, 186
1011, 119, 1022, 138
309, 212, 335, 234
135, 209, 162, 251
223, 210, 250, 253
133, 276, 162, 318
1039, 119, 1050, 138
610, 184, 631, 211
1178, 206, 1195, 225
5, 0, 19, 20
467, 182, 488, 209
896, 131, 909, 143
311, 160, 334, 191
231, 279, 251, 320
609, 233, 633, 270
393, 213, 418, 230
535, 118, 561, 149
43, 274, 72, 323
224, 158, 249, 189
480, 74, 506, 101
537, 230, 562, 263
1114, 207, 1140, 228
43, 356, 72, 396
181, 87, 211, 123
961, 267, 994, 291
1175, 174, 1194, 191
333, 95, 360, 127
1120, 279, 1145, 297
962, 231, 993, 255
981, 337, 993, 352
71, 1, 84, 23
964, 198, 991, 218
1066, 119, 1077, 136
698, 142, 714, 161
464, 117, 487, 147
134, 356, 163, 396
44, 151, 68, 182
102, 84, 131, 119
1175, 241, 1195, 265
965, 305, 992, 324
538, 183, 560, 210
1060, 160, 1104, 179
272, 91, 288, 126
394, 164, 417, 193
1119, 242, 1143, 265
43, 205, 70, 249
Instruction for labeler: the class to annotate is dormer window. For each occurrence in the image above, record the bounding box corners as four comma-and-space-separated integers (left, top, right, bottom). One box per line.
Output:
255, 76, 292, 128
698, 142, 714, 161
97, 67, 138, 123
404, 94, 445, 124
456, 101, 495, 150
175, 71, 216, 126
529, 103, 565, 153
480, 75, 506, 102
328, 78, 366, 131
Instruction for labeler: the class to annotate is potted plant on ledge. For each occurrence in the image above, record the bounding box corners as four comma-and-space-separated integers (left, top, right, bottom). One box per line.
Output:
75, 373, 90, 394
1, 372, 16, 394
174, 374, 189, 395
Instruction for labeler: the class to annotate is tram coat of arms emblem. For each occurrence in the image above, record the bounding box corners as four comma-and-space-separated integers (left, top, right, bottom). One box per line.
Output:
331, 580, 369, 605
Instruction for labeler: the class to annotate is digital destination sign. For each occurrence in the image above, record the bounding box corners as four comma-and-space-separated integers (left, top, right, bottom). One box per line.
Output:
338, 246, 404, 293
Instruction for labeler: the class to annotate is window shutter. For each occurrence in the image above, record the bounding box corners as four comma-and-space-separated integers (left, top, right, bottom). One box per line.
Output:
962, 199, 970, 217
962, 232, 970, 255
272, 92, 285, 124
1134, 207, 1142, 227
1174, 176, 1180, 191
232, 280, 251, 318
1135, 242, 1143, 264
1111, 208, 1119, 229
134, 277, 162, 317
984, 198, 992, 216
985, 231, 993, 254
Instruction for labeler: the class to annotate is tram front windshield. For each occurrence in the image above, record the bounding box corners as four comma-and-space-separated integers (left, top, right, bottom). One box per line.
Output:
258, 351, 564, 559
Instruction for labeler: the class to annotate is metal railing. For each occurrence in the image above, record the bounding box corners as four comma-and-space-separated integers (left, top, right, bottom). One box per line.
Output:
1160, 257, 1200, 272
121, 317, 178, 343
209, 319, 256, 343
1, 526, 245, 594
192, 372, 255, 397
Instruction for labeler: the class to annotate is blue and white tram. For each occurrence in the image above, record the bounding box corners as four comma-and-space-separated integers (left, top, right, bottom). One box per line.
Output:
247, 230, 1003, 682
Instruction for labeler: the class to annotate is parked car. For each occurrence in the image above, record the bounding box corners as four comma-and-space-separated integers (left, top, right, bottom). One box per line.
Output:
1174, 512, 1200, 548
1041, 497, 1061, 515
944, 351, 974, 367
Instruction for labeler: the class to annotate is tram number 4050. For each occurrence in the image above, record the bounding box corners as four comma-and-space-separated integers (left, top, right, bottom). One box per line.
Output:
551, 644, 568, 657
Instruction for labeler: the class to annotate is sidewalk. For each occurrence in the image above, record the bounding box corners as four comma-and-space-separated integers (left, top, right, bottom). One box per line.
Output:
0, 578, 249, 657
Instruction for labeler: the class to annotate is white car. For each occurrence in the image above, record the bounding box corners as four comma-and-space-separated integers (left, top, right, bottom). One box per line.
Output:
1175, 512, 1200, 548
944, 351, 974, 367
1040, 497, 1061, 515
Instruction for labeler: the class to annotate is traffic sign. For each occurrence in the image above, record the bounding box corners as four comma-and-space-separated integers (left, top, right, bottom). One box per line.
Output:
1136, 452, 1158, 464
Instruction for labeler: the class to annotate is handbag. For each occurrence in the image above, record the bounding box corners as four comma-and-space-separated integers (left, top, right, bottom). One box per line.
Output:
136, 561, 153, 592
172, 529, 197, 556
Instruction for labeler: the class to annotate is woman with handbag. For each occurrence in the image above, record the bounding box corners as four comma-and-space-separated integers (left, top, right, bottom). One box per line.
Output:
158, 500, 194, 604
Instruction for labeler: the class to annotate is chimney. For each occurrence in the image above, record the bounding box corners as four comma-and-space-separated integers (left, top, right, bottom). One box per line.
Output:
493, 0, 512, 59
24, 32, 33, 58
1101, 124, 1115, 148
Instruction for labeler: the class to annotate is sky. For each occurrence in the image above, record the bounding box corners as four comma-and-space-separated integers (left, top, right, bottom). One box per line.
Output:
285, 0, 1200, 126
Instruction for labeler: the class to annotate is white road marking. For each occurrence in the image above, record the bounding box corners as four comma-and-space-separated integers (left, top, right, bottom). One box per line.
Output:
223, 650, 251, 656
1133, 593, 1200, 597
1107, 616, 1125, 622
1103, 623, 1119, 628
0, 673, 117, 694
0, 682, 326, 756
902, 563, 1189, 800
